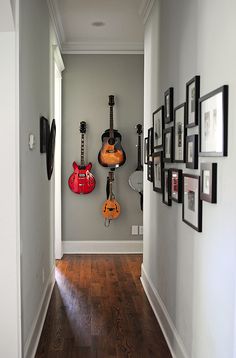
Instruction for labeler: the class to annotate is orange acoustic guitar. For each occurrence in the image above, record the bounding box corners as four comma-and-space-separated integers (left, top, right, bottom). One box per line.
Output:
102, 171, 120, 226
98, 95, 126, 168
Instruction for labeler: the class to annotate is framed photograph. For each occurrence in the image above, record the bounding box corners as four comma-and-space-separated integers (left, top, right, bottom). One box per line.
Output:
182, 174, 202, 232
174, 103, 186, 162
200, 163, 217, 203
147, 127, 154, 158
163, 169, 172, 206
186, 134, 198, 169
186, 76, 200, 127
152, 152, 163, 193
164, 127, 173, 163
147, 157, 153, 182
144, 137, 148, 164
164, 87, 174, 124
199, 85, 228, 156
171, 169, 182, 203
153, 106, 164, 149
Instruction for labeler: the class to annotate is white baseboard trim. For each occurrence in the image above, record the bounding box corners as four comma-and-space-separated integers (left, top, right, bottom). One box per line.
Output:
24, 267, 55, 358
62, 240, 143, 254
141, 264, 188, 358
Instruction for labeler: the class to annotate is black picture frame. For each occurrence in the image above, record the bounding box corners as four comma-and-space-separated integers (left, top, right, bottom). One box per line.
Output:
174, 103, 186, 163
199, 85, 228, 157
200, 163, 217, 203
47, 119, 56, 181
182, 174, 202, 232
164, 87, 174, 124
153, 106, 164, 149
171, 169, 182, 203
147, 127, 154, 158
163, 127, 173, 163
147, 158, 153, 182
186, 76, 200, 127
163, 169, 172, 206
40, 116, 50, 153
144, 137, 148, 164
186, 134, 198, 169
152, 152, 163, 193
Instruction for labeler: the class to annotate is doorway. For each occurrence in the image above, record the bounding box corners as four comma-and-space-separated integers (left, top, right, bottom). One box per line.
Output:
53, 46, 64, 260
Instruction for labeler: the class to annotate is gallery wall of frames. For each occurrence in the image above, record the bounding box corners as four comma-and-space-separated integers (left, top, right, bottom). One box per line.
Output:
144, 76, 228, 232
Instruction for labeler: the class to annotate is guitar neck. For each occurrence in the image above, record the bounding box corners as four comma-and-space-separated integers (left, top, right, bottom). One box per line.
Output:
137, 134, 143, 170
109, 180, 113, 200
81, 133, 85, 166
109, 106, 114, 137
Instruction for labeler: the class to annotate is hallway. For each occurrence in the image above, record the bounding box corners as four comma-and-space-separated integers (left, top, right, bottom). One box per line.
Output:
36, 255, 171, 357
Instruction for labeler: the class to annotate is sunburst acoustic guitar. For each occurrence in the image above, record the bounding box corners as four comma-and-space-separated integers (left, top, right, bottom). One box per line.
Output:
68, 121, 96, 195
98, 95, 126, 168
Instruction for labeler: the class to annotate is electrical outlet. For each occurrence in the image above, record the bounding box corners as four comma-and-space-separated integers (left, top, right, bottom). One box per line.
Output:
42, 268, 45, 284
132, 225, 139, 235
139, 226, 143, 235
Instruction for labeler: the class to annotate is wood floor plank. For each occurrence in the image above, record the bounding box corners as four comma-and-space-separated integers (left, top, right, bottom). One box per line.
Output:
36, 254, 171, 358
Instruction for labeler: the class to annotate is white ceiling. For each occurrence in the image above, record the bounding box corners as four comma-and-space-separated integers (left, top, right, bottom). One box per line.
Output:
48, 0, 153, 54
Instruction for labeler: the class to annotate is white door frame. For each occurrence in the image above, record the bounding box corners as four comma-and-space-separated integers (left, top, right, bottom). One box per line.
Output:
0, 0, 22, 357
53, 46, 64, 259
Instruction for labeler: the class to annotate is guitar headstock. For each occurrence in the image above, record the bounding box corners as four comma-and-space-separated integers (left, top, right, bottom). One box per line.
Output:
80, 121, 87, 134
136, 124, 142, 135
108, 95, 115, 107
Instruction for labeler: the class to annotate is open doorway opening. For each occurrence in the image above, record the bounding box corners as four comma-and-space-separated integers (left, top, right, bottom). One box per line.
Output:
53, 46, 64, 260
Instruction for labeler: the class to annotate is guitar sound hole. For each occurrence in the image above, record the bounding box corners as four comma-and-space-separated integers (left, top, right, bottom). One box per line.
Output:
108, 138, 115, 145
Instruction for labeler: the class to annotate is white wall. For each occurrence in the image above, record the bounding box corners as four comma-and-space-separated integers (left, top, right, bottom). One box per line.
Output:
0, 30, 21, 358
142, 1, 236, 357
62, 55, 143, 245
19, 0, 55, 355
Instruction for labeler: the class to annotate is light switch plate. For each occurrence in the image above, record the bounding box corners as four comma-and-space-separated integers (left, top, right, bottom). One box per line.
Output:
132, 225, 139, 235
29, 134, 36, 150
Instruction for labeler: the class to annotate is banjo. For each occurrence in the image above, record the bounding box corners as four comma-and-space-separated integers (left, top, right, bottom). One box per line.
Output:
128, 124, 143, 210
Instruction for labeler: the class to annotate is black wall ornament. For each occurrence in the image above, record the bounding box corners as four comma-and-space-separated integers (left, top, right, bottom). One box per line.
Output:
47, 119, 56, 180
40, 116, 50, 153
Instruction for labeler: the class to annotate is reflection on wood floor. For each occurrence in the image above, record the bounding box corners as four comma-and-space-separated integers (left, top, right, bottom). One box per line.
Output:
36, 254, 171, 358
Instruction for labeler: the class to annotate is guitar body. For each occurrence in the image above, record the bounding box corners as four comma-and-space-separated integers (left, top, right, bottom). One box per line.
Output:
98, 96, 126, 168
102, 198, 120, 220
68, 161, 96, 195
128, 170, 143, 192
98, 130, 126, 168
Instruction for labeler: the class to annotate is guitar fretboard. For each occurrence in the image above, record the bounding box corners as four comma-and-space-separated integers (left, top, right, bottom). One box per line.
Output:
137, 134, 142, 170
81, 133, 85, 165
109, 106, 114, 137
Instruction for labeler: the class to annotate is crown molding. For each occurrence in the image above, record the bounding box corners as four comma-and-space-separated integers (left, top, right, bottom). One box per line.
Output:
53, 45, 65, 71
47, 0, 144, 54
0, 0, 15, 31
139, 0, 155, 24
62, 41, 144, 55
47, 0, 65, 50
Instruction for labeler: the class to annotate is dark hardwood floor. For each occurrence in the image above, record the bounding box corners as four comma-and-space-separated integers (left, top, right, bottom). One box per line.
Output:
36, 255, 171, 358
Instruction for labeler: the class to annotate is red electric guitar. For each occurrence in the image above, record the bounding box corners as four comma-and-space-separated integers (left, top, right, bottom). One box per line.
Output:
68, 121, 96, 194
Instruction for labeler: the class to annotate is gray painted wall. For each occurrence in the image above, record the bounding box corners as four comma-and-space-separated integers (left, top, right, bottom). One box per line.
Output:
62, 55, 143, 241
19, 0, 54, 350
143, 0, 236, 357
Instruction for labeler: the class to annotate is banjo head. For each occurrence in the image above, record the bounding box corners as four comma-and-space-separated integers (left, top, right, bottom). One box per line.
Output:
129, 171, 143, 192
